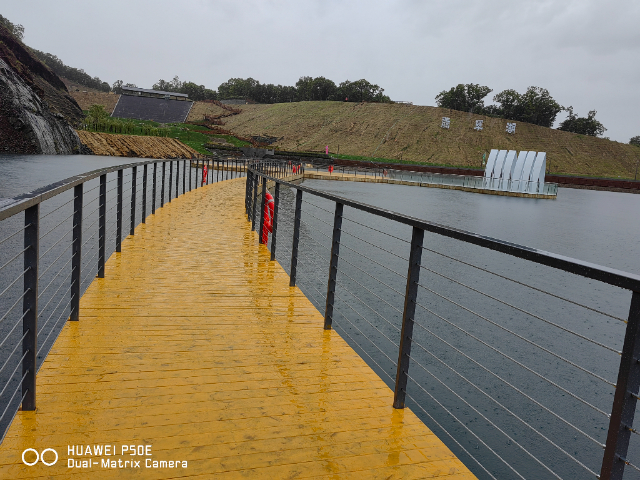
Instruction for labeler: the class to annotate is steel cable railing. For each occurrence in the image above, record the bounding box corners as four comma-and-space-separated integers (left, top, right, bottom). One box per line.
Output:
0, 157, 213, 442
421, 245, 628, 324
246, 160, 640, 480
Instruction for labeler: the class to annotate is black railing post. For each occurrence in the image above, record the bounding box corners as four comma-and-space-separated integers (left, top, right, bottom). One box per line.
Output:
245, 170, 251, 216
116, 169, 123, 253
270, 182, 280, 261
22, 204, 39, 411
258, 175, 267, 244
70, 183, 82, 321
189, 159, 192, 191
130, 166, 136, 236
168, 161, 173, 202
601, 291, 640, 480
152, 163, 157, 214
161, 161, 166, 206
98, 174, 106, 278
182, 160, 186, 195
324, 202, 343, 330
251, 174, 259, 231
289, 188, 303, 287
176, 160, 179, 198
142, 164, 147, 223
393, 226, 424, 409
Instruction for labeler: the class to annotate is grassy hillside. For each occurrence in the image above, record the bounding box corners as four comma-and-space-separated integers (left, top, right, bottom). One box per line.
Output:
218, 101, 640, 178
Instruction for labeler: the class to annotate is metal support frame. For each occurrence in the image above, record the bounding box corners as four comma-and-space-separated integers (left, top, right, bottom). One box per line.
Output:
98, 174, 106, 278
152, 163, 157, 214
393, 226, 424, 409
161, 162, 166, 207
116, 169, 123, 253
142, 164, 147, 223
169, 161, 173, 202
251, 174, 259, 231
259, 176, 267, 244
289, 189, 303, 287
601, 291, 640, 480
270, 182, 280, 261
245, 170, 251, 216
324, 202, 343, 330
130, 166, 136, 236
22, 204, 39, 411
70, 184, 82, 321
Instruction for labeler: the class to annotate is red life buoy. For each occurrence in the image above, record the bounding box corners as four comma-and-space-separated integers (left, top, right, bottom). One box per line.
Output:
261, 191, 275, 244
328, 165, 334, 174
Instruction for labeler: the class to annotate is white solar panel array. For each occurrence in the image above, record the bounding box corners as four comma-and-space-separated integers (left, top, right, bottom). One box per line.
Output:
482, 149, 547, 193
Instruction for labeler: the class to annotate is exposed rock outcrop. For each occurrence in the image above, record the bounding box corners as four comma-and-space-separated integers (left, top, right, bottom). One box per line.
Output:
0, 23, 88, 154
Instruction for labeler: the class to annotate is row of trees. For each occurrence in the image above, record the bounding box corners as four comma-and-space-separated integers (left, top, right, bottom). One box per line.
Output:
110, 75, 391, 104
435, 83, 607, 136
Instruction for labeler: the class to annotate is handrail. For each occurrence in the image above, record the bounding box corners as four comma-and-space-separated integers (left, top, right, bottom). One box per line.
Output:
258, 171, 640, 292
246, 159, 640, 480
0, 156, 247, 445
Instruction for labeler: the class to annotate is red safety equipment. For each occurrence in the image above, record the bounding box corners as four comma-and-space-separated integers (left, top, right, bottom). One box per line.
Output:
328, 165, 334, 174
261, 191, 275, 244
202, 164, 208, 185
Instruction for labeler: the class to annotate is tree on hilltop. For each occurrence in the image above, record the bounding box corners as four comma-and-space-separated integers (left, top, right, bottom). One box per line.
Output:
558, 107, 607, 137
435, 83, 492, 114
0, 14, 24, 40
630, 136, 640, 147
492, 86, 563, 127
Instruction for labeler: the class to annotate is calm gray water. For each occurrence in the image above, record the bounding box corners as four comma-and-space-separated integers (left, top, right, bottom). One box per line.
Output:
1, 155, 639, 478
270, 179, 640, 480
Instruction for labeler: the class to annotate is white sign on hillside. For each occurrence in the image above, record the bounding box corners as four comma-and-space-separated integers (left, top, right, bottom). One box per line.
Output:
474, 120, 483, 131
506, 122, 516, 134
441, 117, 450, 129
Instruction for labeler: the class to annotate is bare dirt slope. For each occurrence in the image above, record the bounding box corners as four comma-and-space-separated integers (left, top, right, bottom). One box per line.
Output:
77, 131, 201, 158
69, 90, 120, 114
220, 102, 640, 178
186, 101, 228, 122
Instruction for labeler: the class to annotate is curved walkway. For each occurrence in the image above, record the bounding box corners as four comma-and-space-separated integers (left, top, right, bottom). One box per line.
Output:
0, 177, 475, 479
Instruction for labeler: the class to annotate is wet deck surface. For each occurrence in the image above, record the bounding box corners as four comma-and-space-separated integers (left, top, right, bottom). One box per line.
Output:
0, 177, 475, 479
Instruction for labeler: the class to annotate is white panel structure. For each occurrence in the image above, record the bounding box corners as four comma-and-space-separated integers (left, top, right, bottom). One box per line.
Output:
491, 150, 508, 189
519, 151, 539, 192
529, 152, 547, 193
511, 151, 529, 191
499, 150, 517, 190
483, 149, 499, 188
481, 149, 547, 194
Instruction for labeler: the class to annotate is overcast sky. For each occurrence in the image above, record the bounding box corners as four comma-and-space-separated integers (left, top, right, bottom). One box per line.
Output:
2, 0, 639, 142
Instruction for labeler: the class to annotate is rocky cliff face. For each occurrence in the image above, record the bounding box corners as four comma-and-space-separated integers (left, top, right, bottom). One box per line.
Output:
0, 24, 89, 154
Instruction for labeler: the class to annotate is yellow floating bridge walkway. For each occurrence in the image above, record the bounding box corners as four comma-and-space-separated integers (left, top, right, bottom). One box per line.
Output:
0, 177, 475, 479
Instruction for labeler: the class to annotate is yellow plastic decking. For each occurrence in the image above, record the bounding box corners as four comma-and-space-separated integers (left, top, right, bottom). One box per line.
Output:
0, 177, 476, 479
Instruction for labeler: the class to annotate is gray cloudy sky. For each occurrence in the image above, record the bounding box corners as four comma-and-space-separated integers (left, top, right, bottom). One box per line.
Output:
2, 0, 639, 142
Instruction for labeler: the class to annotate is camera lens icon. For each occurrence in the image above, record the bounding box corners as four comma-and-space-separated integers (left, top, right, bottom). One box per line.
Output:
22, 448, 58, 466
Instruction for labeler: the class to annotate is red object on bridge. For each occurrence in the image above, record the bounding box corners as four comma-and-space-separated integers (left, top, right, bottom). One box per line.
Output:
261, 191, 274, 244
328, 165, 334, 174
202, 164, 208, 185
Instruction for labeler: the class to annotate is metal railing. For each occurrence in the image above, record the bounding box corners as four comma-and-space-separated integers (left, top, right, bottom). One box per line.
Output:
0, 156, 247, 441
301, 159, 559, 196
246, 160, 640, 480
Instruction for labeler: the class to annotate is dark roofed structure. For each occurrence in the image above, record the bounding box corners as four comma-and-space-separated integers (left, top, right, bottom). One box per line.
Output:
121, 86, 189, 101
112, 87, 193, 123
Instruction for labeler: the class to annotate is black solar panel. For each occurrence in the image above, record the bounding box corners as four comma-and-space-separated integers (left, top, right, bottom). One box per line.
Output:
112, 95, 193, 123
